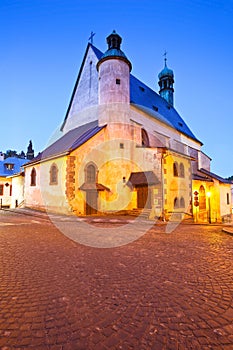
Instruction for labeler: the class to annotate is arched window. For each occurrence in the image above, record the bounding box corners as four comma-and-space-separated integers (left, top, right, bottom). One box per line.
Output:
30, 168, 36, 186
86, 164, 97, 183
174, 197, 179, 209
173, 162, 178, 177
141, 129, 150, 147
180, 196, 185, 208
50, 163, 58, 185
179, 163, 185, 178
199, 185, 206, 210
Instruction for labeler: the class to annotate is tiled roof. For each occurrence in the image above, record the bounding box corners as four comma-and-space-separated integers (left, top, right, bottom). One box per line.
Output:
127, 171, 160, 187
192, 173, 213, 182
79, 183, 110, 191
0, 157, 28, 177
199, 168, 233, 184
129, 75, 200, 143
62, 43, 200, 143
25, 121, 106, 166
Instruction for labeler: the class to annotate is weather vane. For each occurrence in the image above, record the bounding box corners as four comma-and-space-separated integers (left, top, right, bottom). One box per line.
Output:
88, 31, 96, 45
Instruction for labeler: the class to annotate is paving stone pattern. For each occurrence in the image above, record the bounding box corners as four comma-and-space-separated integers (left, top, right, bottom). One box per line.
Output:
0, 211, 233, 349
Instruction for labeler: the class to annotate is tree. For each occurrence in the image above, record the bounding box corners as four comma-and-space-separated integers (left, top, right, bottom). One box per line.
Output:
5, 150, 18, 158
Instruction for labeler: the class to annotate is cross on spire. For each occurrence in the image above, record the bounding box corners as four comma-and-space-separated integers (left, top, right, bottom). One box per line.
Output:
88, 31, 95, 45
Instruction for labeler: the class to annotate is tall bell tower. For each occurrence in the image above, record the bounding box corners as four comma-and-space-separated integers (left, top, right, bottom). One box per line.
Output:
158, 53, 174, 106
97, 30, 132, 106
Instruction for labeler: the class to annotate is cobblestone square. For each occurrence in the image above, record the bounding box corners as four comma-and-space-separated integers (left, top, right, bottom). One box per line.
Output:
0, 210, 233, 349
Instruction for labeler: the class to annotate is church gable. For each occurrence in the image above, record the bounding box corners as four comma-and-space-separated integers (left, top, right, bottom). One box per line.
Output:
61, 44, 102, 133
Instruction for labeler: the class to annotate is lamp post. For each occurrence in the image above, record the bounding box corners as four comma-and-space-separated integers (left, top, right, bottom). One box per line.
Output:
207, 191, 211, 223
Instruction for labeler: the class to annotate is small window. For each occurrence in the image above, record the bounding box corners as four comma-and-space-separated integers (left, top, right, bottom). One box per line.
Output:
116, 79, 121, 85
152, 105, 158, 112
50, 163, 58, 185
139, 86, 145, 92
180, 197, 185, 208
227, 193, 230, 205
174, 197, 179, 209
5, 163, 14, 170
141, 129, 149, 147
120, 143, 124, 149
30, 168, 36, 186
0, 184, 3, 196
179, 163, 185, 178
178, 122, 183, 127
173, 162, 178, 177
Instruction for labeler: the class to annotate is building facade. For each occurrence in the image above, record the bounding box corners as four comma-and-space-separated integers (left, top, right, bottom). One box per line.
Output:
23, 31, 232, 222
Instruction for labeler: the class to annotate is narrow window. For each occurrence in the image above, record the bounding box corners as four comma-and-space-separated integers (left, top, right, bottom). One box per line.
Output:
120, 143, 124, 149
30, 168, 36, 186
179, 163, 185, 178
10, 185, 12, 196
116, 79, 121, 85
174, 197, 179, 209
86, 164, 96, 183
141, 129, 149, 147
227, 193, 230, 205
50, 163, 58, 185
173, 162, 178, 177
180, 197, 185, 208
0, 185, 3, 195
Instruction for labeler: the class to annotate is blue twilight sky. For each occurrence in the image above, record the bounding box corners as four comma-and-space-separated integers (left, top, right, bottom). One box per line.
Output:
0, 0, 233, 177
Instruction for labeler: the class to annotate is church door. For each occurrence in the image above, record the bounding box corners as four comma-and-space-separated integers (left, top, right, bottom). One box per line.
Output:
137, 186, 151, 209
86, 191, 98, 215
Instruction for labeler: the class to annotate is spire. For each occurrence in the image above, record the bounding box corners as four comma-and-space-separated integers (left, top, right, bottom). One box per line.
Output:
26, 140, 34, 160
158, 52, 174, 106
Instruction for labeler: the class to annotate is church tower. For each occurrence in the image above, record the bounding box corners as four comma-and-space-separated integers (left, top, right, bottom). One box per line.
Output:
158, 55, 174, 106
26, 140, 34, 160
97, 30, 132, 106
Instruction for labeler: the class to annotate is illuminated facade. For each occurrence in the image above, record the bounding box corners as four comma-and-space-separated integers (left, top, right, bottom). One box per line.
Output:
23, 31, 232, 222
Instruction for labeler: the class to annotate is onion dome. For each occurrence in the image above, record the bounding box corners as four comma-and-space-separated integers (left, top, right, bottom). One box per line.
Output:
158, 61, 174, 79
97, 30, 132, 71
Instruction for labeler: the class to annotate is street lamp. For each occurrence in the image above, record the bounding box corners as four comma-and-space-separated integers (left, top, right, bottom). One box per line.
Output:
207, 191, 211, 223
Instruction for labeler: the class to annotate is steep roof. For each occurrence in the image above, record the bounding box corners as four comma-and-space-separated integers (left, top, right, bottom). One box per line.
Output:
25, 121, 106, 166
0, 157, 28, 177
61, 44, 201, 144
130, 75, 201, 143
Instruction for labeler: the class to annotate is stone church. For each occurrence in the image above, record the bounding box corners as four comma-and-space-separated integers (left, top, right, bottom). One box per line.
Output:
23, 31, 232, 222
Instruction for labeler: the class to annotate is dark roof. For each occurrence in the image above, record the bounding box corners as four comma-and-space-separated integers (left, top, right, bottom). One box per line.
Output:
79, 183, 110, 191
199, 168, 233, 184
0, 157, 28, 177
130, 75, 200, 143
127, 171, 160, 187
25, 121, 105, 166
61, 43, 201, 143
192, 173, 213, 182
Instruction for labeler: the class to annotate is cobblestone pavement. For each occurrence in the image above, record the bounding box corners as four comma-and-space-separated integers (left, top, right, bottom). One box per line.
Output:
0, 210, 233, 350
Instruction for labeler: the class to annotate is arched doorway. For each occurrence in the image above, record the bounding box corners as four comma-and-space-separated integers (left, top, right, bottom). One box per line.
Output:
199, 185, 206, 210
